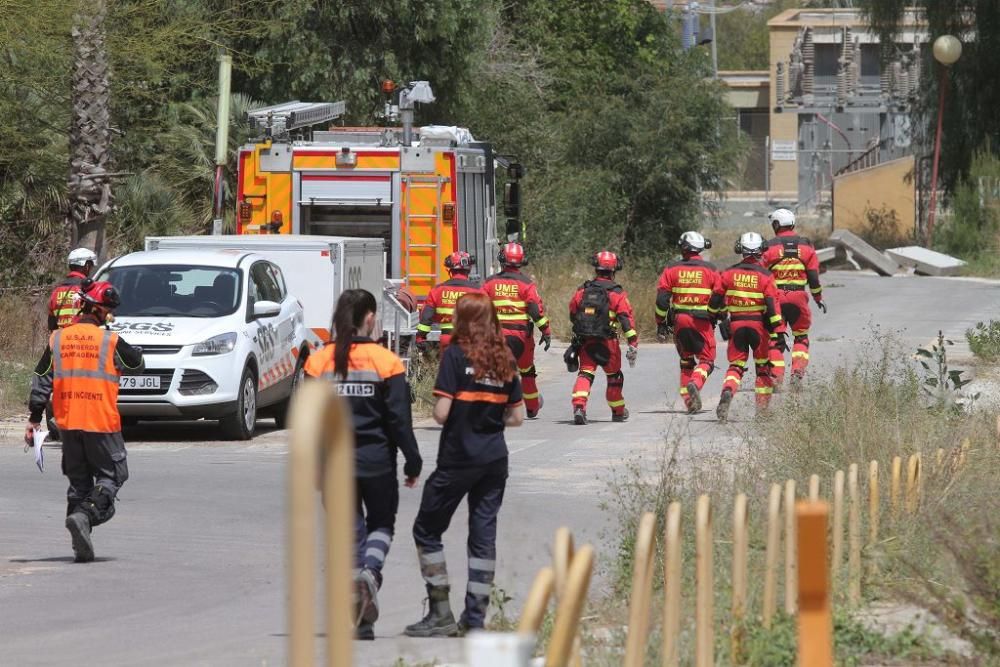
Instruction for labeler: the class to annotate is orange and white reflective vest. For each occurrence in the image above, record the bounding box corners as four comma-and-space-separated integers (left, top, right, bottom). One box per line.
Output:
50, 323, 122, 432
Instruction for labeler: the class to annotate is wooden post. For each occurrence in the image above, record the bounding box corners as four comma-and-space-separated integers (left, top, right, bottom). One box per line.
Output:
867, 461, 879, 547
624, 512, 657, 667
831, 470, 845, 594
696, 495, 714, 667
546, 545, 595, 667
662, 502, 682, 667
518, 567, 555, 634
809, 474, 821, 502
796, 502, 833, 667
890, 456, 902, 519
552, 527, 580, 667
731, 494, 749, 664
762, 484, 782, 629
959, 438, 970, 467
847, 464, 861, 605
906, 454, 921, 514
784, 479, 798, 615
935, 448, 945, 472
288, 382, 354, 667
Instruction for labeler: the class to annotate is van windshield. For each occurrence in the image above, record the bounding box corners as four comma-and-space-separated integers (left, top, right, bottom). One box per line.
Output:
103, 265, 242, 318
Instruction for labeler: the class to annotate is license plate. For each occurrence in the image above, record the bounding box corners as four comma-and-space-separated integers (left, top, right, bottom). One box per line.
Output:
120, 376, 161, 390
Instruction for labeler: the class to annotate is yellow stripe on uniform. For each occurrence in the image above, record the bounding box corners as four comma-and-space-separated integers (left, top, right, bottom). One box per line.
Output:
694, 368, 708, 378
623, 329, 637, 338
673, 287, 713, 295
492, 299, 526, 308
534, 316, 549, 328
728, 305, 765, 313
726, 290, 765, 299
791, 351, 810, 359
523, 391, 540, 399
755, 386, 774, 394
607, 399, 626, 408
497, 313, 529, 321
572, 391, 590, 398
655, 305, 668, 317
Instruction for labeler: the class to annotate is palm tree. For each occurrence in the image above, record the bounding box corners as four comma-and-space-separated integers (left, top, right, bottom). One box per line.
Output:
67, 0, 113, 257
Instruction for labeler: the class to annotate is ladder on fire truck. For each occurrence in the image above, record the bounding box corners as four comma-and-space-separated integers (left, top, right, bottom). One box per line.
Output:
401, 174, 444, 294
246, 101, 346, 137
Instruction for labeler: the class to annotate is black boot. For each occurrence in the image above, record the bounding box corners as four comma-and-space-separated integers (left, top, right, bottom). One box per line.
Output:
66, 512, 94, 563
716, 388, 734, 423
404, 585, 459, 638
686, 381, 702, 413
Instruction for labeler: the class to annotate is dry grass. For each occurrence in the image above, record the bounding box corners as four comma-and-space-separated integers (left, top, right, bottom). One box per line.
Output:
588, 332, 996, 665
0, 291, 48, 417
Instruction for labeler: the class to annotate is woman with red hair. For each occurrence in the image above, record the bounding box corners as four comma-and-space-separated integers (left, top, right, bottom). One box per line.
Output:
405, 292, 525, 638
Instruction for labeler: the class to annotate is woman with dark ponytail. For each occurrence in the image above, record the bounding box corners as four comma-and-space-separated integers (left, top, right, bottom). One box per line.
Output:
304, 289, 422, 641
405, 292, 525, 638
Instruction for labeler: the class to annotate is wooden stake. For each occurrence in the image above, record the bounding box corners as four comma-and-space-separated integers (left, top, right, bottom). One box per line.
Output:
518, 567, 555, 634
762, 484, 782, 629
831, 470, 845, 594
867, 461, 879, 547
624, 512, 657, 667
731, 494, 749, 665
546, 545, 595, 667
784, 479, 798, 615
847, 464, 861, 605
696, 495, 715, 667
662, 502, 683, 667
906, 454, 921, 514
809, 474, 821, 502
935, 448, 945, 472
890, 456, 902, 519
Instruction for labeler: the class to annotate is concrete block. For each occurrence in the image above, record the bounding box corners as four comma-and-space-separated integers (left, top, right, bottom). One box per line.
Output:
885, 246, 967, 277
828, 229, 900, 276
816, 246, 836, 264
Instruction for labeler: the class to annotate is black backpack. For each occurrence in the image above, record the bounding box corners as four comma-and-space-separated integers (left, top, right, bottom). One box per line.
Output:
572, 282, 613, 338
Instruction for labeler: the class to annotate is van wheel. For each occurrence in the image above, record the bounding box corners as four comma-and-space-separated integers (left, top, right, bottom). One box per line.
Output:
273, 354, 306, 430
221, 367, 257, 440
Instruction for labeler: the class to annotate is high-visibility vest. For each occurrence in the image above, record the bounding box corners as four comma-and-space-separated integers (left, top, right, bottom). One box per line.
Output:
51, 323, 121, 432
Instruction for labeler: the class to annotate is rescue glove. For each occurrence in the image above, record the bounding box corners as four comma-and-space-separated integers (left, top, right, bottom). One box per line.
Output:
539, 333, 552, 351
656, 322, 673, 343
817, 301, 827, 314
719, 318, 732, 341
626, 345, 638, 368
773, 331, 789, 352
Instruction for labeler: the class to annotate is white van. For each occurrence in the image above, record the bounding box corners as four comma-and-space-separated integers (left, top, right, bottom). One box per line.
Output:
96, 249, 308, 439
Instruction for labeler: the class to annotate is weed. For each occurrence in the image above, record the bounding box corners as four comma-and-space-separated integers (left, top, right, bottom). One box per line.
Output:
486, 584, 516, 632
0, 358, 33, 417
965, 320, 1000, 362
915, 331, 978, 411
407, 352, 440, 418
860, 204, 913, 250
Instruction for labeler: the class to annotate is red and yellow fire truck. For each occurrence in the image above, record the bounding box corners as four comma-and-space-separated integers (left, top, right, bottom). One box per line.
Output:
235, 82, 522, 301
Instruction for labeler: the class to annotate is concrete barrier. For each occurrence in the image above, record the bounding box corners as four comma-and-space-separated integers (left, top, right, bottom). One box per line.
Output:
828, 229, 900, 276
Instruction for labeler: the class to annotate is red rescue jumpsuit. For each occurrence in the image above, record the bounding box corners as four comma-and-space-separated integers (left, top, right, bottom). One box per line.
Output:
655, 256, 722, 408
568, 278, 638, 417
709, 260, 785, 409
762, 231, 824, 382
47, 270, 89, 331
415, 274, 484, 349
483, 269, 551, 415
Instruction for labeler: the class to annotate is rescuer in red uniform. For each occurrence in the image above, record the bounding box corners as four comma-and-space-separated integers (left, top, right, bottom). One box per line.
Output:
48, 248, 98, 331
709, 233, 786, 422
655, 232, 721, 413
416, 251, 485, 351
483, 243, 552, 419
761, 208, 826, 385
568, 251, 639, 425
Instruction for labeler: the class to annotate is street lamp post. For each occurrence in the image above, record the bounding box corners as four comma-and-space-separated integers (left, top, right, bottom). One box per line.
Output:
926, 34, 962, 245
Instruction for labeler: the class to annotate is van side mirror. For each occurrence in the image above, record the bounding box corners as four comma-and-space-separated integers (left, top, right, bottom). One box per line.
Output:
253, 300, 281, 319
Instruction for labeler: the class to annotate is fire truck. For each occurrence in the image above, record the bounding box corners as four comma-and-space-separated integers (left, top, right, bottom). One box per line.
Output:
235, 82, 523, 305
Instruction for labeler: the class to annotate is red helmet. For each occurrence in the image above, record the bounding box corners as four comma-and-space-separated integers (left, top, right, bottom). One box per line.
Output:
592, 250, 623, 273
444, 251, 476, 272
79, 279, 121, 310
497, 242, 526, 267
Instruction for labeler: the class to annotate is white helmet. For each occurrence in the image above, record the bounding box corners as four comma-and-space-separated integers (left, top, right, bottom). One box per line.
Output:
735, 232, 764, 256
678, 231, 711, 253
768, 208, 796, 229
68, 247, 97, 267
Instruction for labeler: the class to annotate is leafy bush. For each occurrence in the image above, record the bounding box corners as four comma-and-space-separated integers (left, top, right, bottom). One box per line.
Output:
859, 204, 912, 250
936, 144, 1000, 260
966, 320, 1000, 362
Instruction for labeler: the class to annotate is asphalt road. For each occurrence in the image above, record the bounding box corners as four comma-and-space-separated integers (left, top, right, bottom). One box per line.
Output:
2, 271, 998, 667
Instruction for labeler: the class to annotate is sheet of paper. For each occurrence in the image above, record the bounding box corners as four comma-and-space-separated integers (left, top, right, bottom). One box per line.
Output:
31, 430, 46, 472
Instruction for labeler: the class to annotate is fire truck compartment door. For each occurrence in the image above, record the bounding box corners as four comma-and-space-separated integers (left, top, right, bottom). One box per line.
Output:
299, 174, 392, 205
